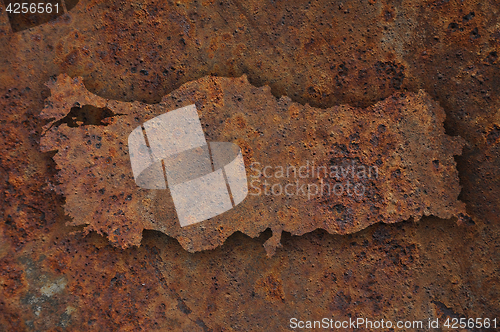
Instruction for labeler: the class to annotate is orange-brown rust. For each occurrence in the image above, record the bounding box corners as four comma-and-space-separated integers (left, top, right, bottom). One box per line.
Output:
40, 74, 466, 256
0, 0, 499, 330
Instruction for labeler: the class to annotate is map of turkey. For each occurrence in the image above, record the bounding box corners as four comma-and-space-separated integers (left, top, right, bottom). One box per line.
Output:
40, 74, 466, 256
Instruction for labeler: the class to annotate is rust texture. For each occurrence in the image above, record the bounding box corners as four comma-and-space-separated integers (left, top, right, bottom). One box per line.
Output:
40, 74, 466, 256
0, 0, 499, 330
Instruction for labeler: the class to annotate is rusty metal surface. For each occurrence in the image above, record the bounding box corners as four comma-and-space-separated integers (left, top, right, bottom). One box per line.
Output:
39, 74, 466, 257
0, 0, 499, 330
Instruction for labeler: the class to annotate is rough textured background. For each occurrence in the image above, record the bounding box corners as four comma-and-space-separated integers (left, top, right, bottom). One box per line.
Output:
39, 74, 466, 257
0, 0, 499, 330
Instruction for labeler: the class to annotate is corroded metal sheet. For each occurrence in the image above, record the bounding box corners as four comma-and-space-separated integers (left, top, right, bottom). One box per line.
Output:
1, 0, 499, 329
40, 74, 466, 255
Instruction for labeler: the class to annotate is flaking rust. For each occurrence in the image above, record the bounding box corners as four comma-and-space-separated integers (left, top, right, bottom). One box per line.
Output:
40, 74, 466, 256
